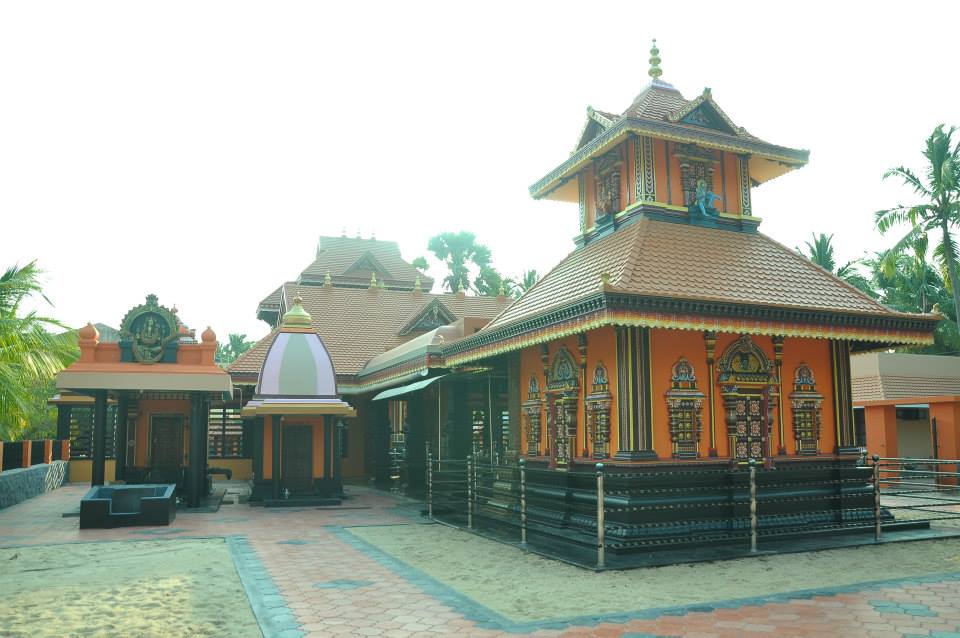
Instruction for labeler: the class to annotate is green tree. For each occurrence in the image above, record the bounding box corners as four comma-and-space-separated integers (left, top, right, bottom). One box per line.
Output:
411, 256, 429, 273
517, 269, 540, 294
427, 231, 492, 293
0, 262, 78, 440
876, 125, 960, 336
216, 333, 255, 366
799, 233, 876, 297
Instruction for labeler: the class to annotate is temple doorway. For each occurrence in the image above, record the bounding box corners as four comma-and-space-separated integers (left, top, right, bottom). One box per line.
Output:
717, 336, 778, 465
282, 425, 313, 495
149, 415, 183, 483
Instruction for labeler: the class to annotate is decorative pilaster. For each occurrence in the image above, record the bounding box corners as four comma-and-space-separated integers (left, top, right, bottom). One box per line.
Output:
578, 333, 588, 456
578, 173, 586, 234
523, 376, 543, 456
614, 327, 656, 460
772, 336, 786, 455
830, 340, 858, 454
585, 364, 612, 459
665, 358, 704, 458
738, 154, 752, 216
635, 135, 657, 203
704, 331, 718, 456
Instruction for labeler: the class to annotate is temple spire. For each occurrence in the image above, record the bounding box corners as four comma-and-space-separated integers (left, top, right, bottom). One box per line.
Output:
648, 38, 662, 80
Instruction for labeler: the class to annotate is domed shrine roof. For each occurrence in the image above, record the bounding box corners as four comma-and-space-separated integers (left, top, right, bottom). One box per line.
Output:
242, 296, 355, 417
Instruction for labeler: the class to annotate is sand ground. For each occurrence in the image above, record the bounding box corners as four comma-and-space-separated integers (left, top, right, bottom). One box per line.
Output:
348, 523, 960, 624
0, 538, 260, 638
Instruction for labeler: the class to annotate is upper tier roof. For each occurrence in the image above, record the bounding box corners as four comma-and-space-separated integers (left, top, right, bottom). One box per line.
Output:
534, 79, 809, 202
257, 236, 434, 320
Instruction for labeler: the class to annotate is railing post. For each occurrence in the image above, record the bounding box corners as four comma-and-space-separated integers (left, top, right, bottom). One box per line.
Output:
596, 462, 605, 569
427, 451, 433, 520
519, 458, 527, 548
749, 458, 757, 553
467, 454, 474, 529
873, 454, 881, 542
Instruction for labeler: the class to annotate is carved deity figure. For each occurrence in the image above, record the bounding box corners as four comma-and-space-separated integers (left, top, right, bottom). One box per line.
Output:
134, 316, 165, 362
691, 179, 721, 217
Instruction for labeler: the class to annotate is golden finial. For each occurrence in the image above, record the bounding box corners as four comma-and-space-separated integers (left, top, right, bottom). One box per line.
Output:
323, 270, 332, 287
648, 38, 662, 80
369, 272, 377, 289
414, 274, 422, 293
281, 294, 312, 329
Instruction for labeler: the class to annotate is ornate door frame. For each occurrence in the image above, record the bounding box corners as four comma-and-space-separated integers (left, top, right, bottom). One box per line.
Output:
717, 336, 779, 467
545, 347, 579, 469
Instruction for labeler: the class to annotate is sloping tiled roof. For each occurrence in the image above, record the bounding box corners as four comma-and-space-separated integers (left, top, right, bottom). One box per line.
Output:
257, 285, 283, 311
230, 284, 512, 379
852, 375, 960, 403
484, 217, 925, 332
299, 236, 433, 288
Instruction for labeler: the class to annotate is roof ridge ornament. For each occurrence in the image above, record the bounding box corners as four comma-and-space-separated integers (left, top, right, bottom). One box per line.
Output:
648, 38, 662, 80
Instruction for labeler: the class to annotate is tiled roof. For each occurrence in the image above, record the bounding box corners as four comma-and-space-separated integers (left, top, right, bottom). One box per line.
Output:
852, 375, 960, 403
299, 236, 433, 288
257, 286, 283, 311
621, 80, 690, 121
230, 284, 512, 379
484, 217, 916, 332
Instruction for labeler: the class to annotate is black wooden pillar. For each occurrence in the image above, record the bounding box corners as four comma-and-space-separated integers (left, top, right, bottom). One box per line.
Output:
188, 393, 208, 507
56, 404, 72, 441
114, 393, 129, 482
371, 401, 391, 489
91, 390, 108, 486
451, 381, 471, 459
333, 418, 344, 496
271, 415, 281, 500
250, 417, 263, 483
406, 395, 426, 497
614, 326, 658, 460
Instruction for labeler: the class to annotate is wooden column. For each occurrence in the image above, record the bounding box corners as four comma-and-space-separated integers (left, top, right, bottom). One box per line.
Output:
188, 393, 207, 507
830, 340, 858, 454
406, 394, 426, 497
333, 417, 344, 496
43, 439, 53, 464
56, 405, 72, 441
451, 381, 470, 459
91, 389, 108, 486
22, 440, 32, 468
114, 393, 129, 482
371, 401, 391, 488
506, 353, 522, 459
251, 417, 264, 485
578, 334, 589, 457
614, 327, 657, 460
271, 416, 281, 499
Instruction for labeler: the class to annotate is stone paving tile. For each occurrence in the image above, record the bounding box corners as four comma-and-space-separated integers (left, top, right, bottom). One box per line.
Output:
4, 484, 960, 637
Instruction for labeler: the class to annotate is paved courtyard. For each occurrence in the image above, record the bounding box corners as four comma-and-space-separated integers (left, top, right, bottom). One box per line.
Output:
1, 484, 960, 637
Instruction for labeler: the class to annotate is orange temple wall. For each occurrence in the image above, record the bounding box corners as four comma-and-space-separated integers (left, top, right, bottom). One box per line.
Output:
519, 328, 838, 461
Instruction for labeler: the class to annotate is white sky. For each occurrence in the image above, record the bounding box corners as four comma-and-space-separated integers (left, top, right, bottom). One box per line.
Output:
2, 1, 957, 342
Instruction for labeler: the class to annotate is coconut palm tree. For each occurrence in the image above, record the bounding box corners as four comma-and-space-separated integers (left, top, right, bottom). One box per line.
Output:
0, 262, 77, 439
876, 125, 960, 335
799, 233, 875, 297
518, 269, 540, 294
216, 333, 255, 365
428, 231, 492, 293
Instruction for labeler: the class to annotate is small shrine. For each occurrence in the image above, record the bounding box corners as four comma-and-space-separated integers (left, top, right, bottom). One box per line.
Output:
242, 295, 356, 505
55, 295, 232, 507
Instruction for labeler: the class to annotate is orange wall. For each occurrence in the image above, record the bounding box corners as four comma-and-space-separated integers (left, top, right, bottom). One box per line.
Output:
517, 327, 618, 459
655, 140, 671, 205
583, 165, 596, 229
720, 151, 741, 215
520, 328, 840, 461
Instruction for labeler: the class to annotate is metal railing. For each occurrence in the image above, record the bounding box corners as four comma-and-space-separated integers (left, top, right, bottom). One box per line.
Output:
875, 456, 960, 534
425, 453, 960, 570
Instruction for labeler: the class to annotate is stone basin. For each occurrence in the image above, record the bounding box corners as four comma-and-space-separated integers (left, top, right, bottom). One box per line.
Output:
79, 484, 177, 529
